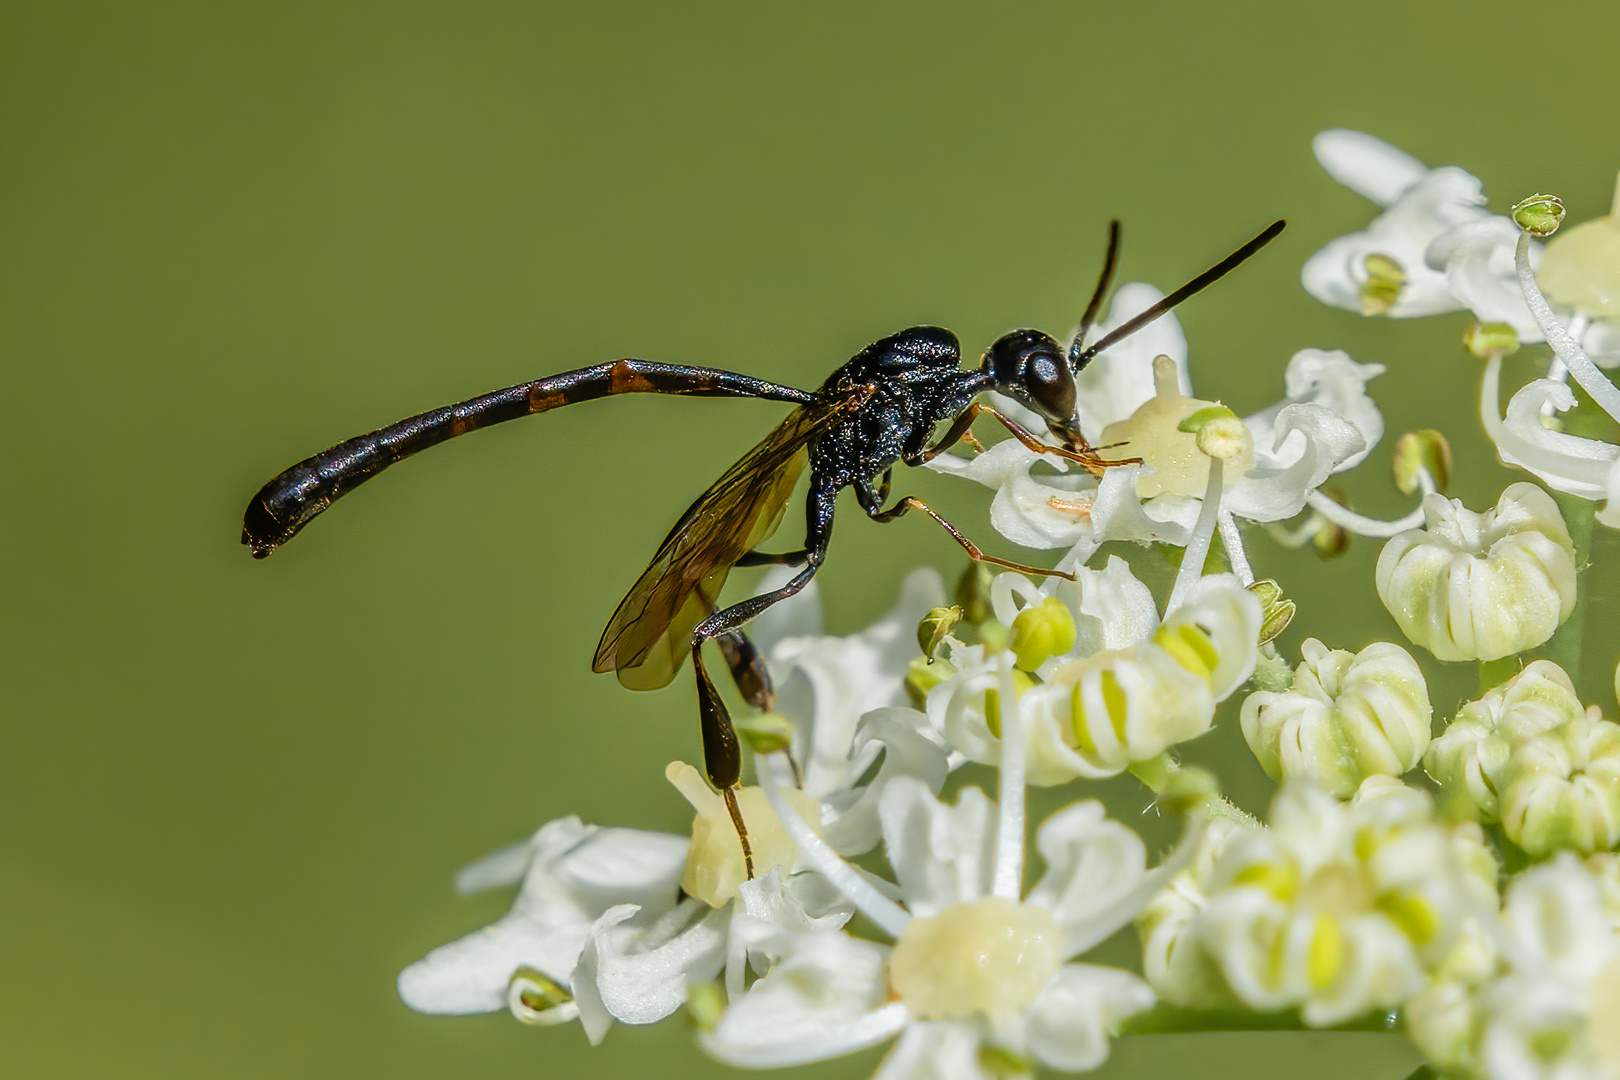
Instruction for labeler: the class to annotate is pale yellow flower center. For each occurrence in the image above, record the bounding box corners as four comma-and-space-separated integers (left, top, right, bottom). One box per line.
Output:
888, 897, 1063, 1020
666, 761, 820, 907
1097, 355, 1253, 498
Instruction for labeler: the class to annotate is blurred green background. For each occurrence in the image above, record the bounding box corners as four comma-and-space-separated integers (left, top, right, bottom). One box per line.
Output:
4, 2, 1616, 1077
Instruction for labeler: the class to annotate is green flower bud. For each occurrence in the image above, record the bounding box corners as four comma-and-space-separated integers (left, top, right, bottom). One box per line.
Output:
1463, 321, 1521, 360
917, 605, 963, 661
1007, 596, 1076, 671
1511, 193, 1566, 237
735, 710, 795, 755
685, 980, 726, 1032
1392, 430, 1452, 495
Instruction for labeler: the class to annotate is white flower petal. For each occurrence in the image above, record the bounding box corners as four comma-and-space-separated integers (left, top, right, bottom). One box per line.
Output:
1073, 555, 1161, 652
1312, 130, 1429, 206
1303, 166, 1487, 317
1491, 377, 1618, 499
397, 908, 592, 1015
572, 901, 728, 1042
701, 930, 905, 1068
1244, 349, 1386, 473
1428, 216, 1545, 340
1224, 404, 1366, 522
873, 1021, 992, 1080
819, 707, 951, 855
1026, 963, 1155, 1072
879, 776, 996, 917
1024, 801, 1148, 952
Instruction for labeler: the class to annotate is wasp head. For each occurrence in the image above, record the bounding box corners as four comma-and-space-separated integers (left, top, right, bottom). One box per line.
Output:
981, 328, 1085, 445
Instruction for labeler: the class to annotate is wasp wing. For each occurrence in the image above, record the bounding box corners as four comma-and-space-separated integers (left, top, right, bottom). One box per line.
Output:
593, 387, 869, 691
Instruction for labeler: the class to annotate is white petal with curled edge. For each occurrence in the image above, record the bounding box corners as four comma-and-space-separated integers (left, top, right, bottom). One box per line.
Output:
987, 456, 1098, 551
1026, 963, 1155, 1072
1072, 282, 1191, 435
1083, 467, 1197, 554
878, 776, 995, 918
1493, 378, 1618, 498
572, 901, 728, 1043
1245, 349, 1385, 473
701, 930, 905, 1068
1313, 130, 1429, 206
872, 1021, 993, 1080
1225, 404, 1365, 522
1428, 216, 1545, 340
819, 707, 951, 855
1023, 801, 1148, 953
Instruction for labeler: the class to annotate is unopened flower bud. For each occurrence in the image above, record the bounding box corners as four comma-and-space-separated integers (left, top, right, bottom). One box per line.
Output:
917, 605, 963, 661
1240, 639, 1431, 798
735, 710, 795, 755
685, 981, 726, 1032
1007, 596, 1076, 671
1376, 482, 1576, 662
1392, 430, 1451, 494
1500, 711, 1620, 857
1044, 647, 1216, 773
905, 655, 957, 706
1511, 193, 1566, 237
1463, 321, 1521, 360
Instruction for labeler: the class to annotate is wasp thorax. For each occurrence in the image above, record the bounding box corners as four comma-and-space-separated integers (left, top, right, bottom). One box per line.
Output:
983, 329, 1078, 430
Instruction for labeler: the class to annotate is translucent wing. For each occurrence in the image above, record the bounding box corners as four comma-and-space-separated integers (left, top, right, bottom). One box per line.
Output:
593, 387, 869, 690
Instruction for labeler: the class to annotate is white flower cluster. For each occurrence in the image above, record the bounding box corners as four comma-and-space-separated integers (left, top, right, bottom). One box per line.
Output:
391, 132, 1620, 1080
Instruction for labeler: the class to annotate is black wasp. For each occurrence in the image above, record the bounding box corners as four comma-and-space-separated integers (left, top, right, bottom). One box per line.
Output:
243, 219, 1285, 872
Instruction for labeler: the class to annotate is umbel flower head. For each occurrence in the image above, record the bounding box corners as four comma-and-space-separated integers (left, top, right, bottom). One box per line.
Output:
1241, 637, 1432, 798
1139, 780, 1498, 1026
1376, 482, 1576, 662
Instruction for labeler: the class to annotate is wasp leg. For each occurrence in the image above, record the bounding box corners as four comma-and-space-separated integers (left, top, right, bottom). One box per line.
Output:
688, 485, 835, 878
716, 631, 775, 712
734, 548, 810, 567
858, 482, 1076, 582
715, 630, 804, 789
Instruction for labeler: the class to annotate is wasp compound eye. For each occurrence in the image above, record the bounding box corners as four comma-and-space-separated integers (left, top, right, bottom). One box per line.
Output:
983, 329, 1077, 426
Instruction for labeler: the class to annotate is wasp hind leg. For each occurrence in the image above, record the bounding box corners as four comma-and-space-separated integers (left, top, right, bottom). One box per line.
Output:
689, 487, 834, 879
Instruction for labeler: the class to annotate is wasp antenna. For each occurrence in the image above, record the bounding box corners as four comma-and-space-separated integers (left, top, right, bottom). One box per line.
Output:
1069, 219, 1122, 365
1073, 219, 1286, 368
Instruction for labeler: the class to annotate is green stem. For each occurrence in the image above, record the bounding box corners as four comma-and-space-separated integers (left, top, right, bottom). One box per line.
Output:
1120, 1003, 1399, 1036
1537, 490, 1594, 685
